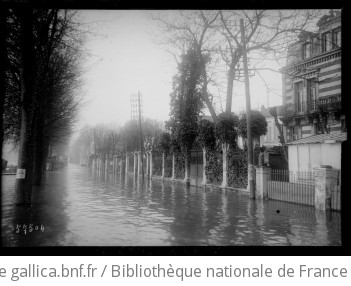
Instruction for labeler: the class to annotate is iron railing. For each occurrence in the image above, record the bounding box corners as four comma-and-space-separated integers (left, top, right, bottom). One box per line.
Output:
283, 95, 341, 117
268, 169, 315, 206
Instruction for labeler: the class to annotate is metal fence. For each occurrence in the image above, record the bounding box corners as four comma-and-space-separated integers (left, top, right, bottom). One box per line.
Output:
283, 95, 341, 117
331, 170, 341, 211
268, 169, 315, 206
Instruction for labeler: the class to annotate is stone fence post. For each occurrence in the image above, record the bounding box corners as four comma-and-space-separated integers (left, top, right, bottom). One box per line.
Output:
184, 157, 190, 185
171, 154, 175, 181
149, 151, 153, 178
125, 152, 130, 174
146, 152, 149, 177
314, 167, 340, 211
255, 166, 271, 199
202, 148, 207, 185
161, 153, 165, 179
133, 152, 137, 175
221, 143, 228, 188
120, 157, 125, 181
137, 151, 141, 177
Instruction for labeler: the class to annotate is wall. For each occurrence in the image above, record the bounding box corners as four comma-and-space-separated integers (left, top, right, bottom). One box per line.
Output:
2, 143, 19, 166
288, 142, 341, 171
260, 117, 281, 146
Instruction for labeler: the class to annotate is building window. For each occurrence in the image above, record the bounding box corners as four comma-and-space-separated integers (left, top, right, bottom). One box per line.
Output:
292, 126, 299, 141
332, 27, 341, 48
322, 31, 331, 52
302, 42, 311, 59
311, 36, 320, 55
295, 82, 304, 113
297, 91, 304, 112
308, 80, 318, 111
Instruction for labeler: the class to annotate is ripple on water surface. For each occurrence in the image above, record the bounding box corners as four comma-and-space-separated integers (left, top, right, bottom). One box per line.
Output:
1, 164, 341, 246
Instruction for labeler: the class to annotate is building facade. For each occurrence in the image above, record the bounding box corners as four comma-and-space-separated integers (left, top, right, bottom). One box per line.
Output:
260, 106, 284, 146
280, 11, 344, 142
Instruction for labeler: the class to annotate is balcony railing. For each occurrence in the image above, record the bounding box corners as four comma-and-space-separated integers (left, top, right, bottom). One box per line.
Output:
283, 95, 341, 117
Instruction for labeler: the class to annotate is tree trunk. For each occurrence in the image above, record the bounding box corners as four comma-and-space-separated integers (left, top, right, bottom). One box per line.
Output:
272, 110, 288, 163
0, 8, 6, 192
199, 54, 217, 123
202, 89, 218, 123
221, 143, 228, 188
225, 67, 235, 113
14, 7, 36, 206
32, 116, 44, 186
42, 139, 50, 172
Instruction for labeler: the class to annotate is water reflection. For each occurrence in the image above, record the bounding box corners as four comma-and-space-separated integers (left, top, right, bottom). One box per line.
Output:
1, 164, 341, 246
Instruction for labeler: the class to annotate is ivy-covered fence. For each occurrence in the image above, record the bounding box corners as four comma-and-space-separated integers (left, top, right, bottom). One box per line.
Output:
174, 153, 185, 179
228, 148, 248, 189
164, 155, 173, 178
152, 150, 163, 176
205, 145, 223, 185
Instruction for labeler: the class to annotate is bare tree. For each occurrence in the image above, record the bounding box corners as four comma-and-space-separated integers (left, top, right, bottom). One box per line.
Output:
3, 9, 84, 192
13, 7, 36, 206
269, 106, 288, 162
31, 10, 84, 185
153, 10, 323, 119
94, 124, 122, 160
0, 7, 7, 194
152, 10, 221, 122
218, 10, 321, 112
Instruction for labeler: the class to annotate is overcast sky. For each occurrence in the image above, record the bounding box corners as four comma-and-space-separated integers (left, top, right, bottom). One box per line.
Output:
77, 10, 283, 129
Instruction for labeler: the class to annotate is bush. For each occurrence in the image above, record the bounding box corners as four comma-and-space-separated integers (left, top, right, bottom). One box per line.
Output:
228, 147, 248, 189
158, 132, 171, 155
152, 151, 163, 176
174, 153, 185, 179
198, 119, 216, 151
238, 110, 268, 139
164, 155, 173, 177
215, 112, 239, 147
205, 144, 223, 185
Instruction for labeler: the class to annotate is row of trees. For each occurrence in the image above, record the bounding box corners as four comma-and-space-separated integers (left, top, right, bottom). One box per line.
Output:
156, 45, 268, 173
70, 118, 164, 164
153, 10, 322, 120
1, 7, 83, 205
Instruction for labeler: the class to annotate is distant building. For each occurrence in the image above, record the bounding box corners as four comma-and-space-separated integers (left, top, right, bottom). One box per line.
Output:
260, 106, 284, 147
280, 10, 344, 142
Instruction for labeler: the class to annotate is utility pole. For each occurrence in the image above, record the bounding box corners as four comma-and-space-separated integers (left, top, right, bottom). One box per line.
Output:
240, 18, 255, 199
138, 91, 144, 179
130, 92, 144, 179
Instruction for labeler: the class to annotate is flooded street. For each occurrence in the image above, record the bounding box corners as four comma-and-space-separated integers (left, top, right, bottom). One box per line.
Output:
1, 164, 341, 246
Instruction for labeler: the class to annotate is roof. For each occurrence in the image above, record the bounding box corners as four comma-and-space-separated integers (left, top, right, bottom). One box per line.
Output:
286, 133, 347, 145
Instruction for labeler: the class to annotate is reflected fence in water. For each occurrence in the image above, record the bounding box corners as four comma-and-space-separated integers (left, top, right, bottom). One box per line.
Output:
1, 164, 341, 246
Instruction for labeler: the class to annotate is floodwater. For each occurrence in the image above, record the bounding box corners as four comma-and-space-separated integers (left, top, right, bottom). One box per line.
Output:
1, 164, 341, 246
